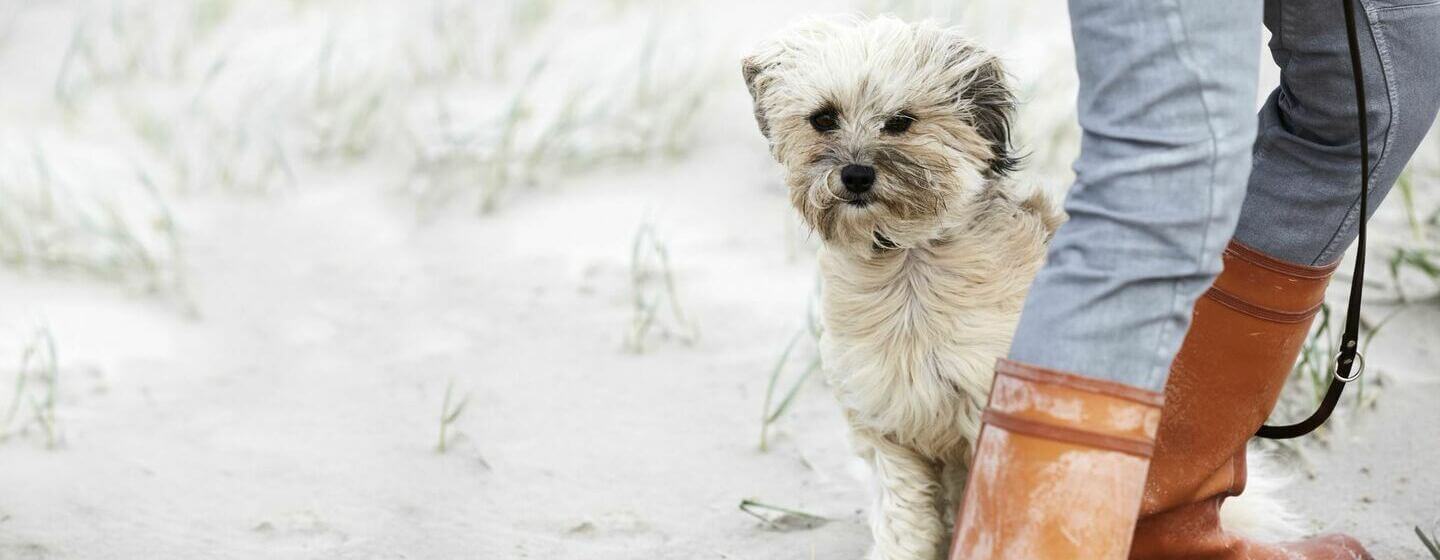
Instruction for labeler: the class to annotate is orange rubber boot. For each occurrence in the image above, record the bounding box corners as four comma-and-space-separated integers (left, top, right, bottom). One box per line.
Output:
1130, 241, 1371, 560
950, 359, 1164, 559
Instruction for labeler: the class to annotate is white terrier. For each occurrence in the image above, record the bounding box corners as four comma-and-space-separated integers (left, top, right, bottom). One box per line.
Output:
743, 15, 1301, 560
743, 16, 1060, 560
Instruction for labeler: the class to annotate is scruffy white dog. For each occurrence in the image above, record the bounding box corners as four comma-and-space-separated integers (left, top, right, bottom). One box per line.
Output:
743, 15, 1301, 560
743, 16, 1059, 560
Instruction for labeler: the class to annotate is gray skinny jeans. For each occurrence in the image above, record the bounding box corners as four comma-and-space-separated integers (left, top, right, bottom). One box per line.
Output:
1007, 0, 1440, 391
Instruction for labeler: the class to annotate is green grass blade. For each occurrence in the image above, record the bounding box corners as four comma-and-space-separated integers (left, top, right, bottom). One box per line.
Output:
1417, 526, 1440, 560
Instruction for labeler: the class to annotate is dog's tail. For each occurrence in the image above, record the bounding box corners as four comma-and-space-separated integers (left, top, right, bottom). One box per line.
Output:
1217, 449, 1306, 542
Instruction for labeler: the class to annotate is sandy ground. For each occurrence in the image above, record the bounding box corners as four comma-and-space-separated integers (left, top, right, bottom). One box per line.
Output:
1, 1, 1437, 559
1284, 301, 1440, 559
2, 128, 1436, 560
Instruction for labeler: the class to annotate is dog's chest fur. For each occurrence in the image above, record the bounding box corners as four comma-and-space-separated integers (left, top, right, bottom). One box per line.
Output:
817, 193, 1054, 461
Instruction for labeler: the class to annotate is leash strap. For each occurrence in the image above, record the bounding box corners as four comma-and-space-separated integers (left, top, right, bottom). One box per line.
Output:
1256, 0, 1370, 439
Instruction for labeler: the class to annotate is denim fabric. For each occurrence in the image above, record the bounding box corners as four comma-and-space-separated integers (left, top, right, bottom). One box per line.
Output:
1237, 0, 1440, 265
1007, 0, 1440, 391
1007, 0, 1262, 391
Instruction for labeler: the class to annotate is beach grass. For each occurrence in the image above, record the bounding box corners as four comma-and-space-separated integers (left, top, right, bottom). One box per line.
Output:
436, 376, 471, 454
1, 324, 61, 449
624, 219, 697, 353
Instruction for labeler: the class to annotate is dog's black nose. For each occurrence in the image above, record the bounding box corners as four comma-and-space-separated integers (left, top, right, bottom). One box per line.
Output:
841, 164, 875, 194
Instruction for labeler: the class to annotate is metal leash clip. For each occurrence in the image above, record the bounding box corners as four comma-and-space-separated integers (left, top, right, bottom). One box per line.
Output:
1334, 350, 1365, 382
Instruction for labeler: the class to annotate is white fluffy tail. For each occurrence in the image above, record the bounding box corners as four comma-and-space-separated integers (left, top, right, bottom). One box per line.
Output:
1218, 449, 1306, 542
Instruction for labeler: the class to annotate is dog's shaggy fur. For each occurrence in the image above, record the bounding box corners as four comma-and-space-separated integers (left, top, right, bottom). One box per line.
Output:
745, 16, 1300, 559
744, 16, 1061, 559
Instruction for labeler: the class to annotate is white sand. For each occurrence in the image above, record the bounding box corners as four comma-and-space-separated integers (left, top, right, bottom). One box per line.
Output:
1282, 302, 1440, 558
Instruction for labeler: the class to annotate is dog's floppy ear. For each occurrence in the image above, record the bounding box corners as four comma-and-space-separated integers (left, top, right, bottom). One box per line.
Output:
952, 49, 1023, 178
741, 55, 776, 143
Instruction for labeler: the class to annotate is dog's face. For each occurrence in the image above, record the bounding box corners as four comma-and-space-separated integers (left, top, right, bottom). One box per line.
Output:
743, 16, 1019, 251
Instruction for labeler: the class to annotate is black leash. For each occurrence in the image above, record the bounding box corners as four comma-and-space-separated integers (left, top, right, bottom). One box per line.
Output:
1256, 0, 1370, 440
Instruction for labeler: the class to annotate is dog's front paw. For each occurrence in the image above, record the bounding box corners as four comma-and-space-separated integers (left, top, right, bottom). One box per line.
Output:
864, 443, 948, 560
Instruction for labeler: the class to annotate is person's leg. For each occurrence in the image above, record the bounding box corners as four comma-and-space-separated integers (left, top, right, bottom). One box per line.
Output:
1133, 2, 1438, 558
1003, 0, 1262, 393
949, 2, 1261, 558
1236, 0, 1440, 263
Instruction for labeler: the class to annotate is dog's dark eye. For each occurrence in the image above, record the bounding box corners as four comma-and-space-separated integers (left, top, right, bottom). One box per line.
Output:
882, 114, 914, 134
809, 110, 839, 132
